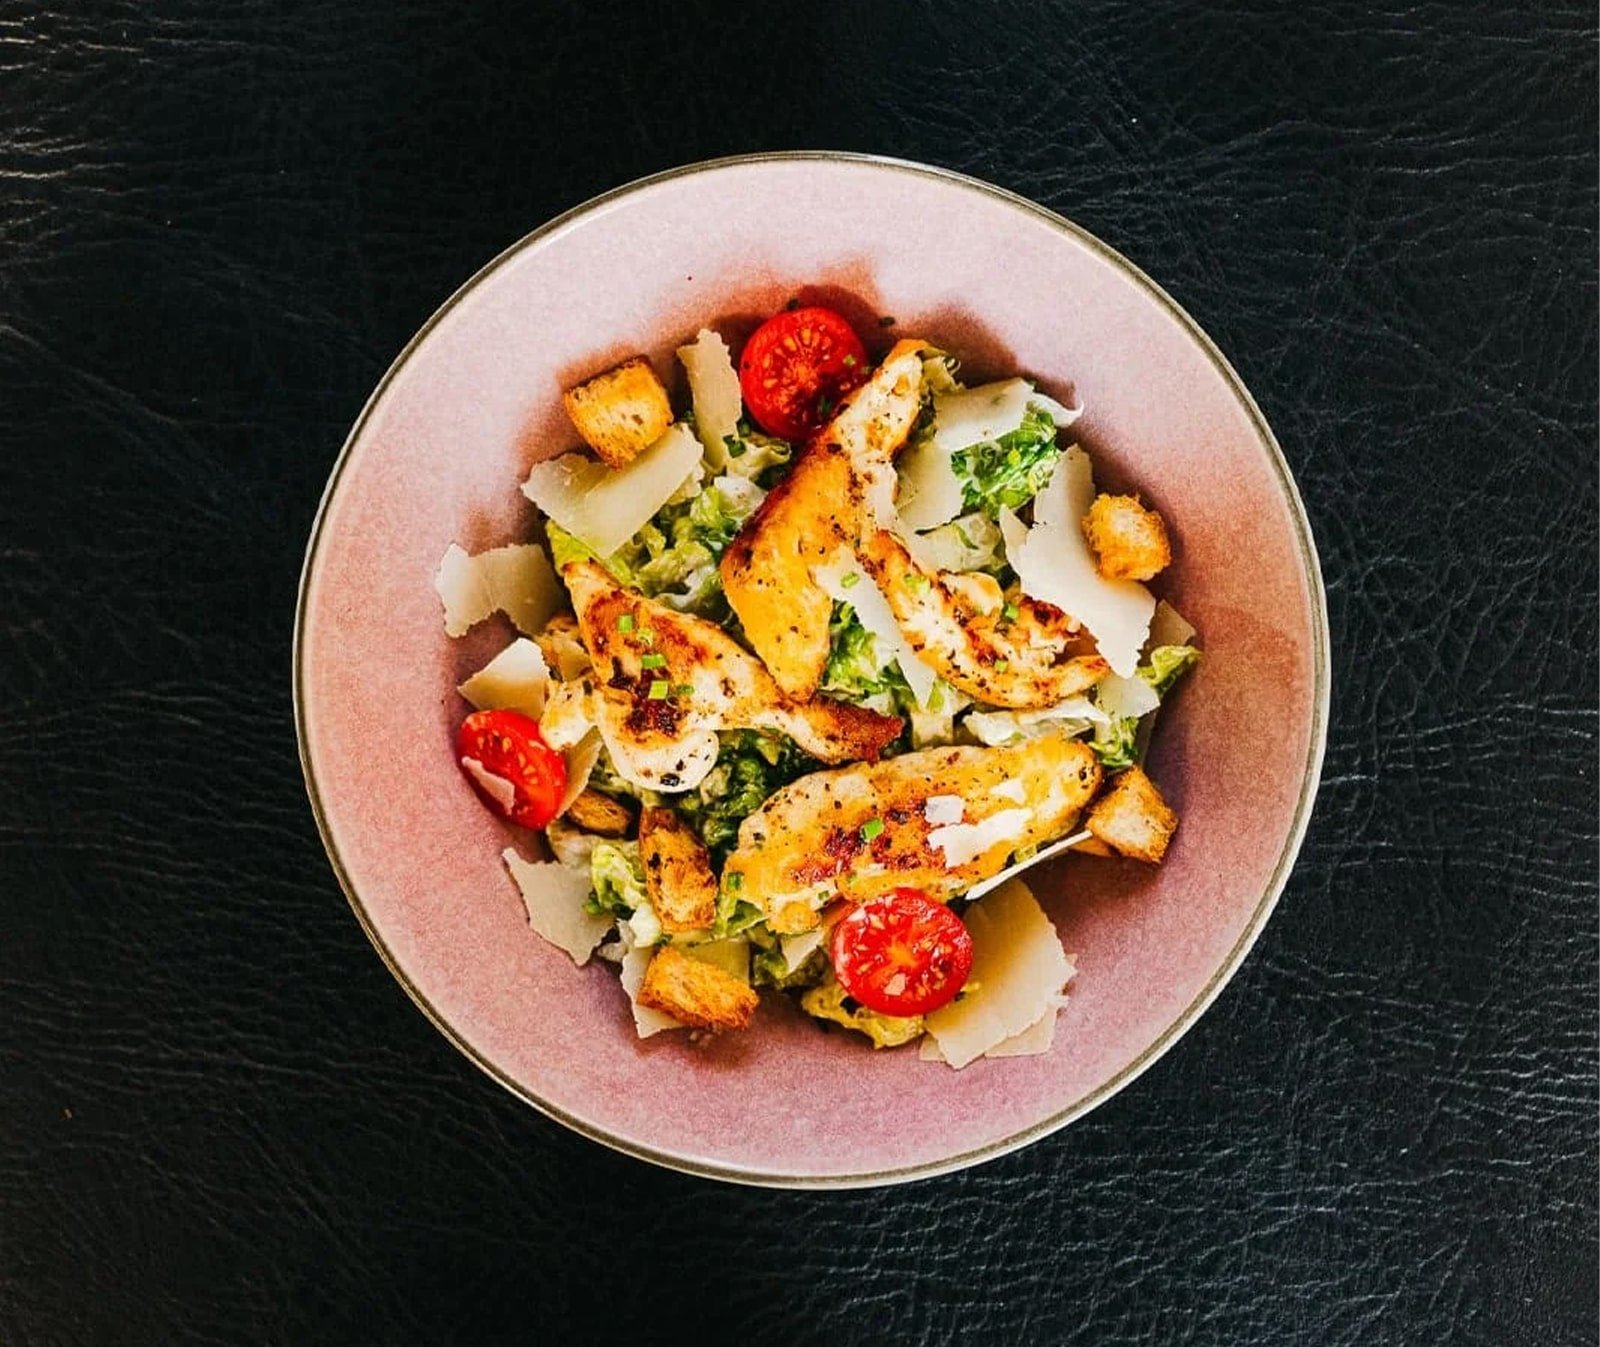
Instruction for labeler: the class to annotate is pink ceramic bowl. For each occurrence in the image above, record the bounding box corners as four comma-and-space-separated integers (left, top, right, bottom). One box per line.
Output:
295, 153, 1329, 1186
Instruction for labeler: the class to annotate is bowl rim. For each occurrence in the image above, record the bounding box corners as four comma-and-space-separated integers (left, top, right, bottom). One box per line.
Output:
293, 150, 1331, 1189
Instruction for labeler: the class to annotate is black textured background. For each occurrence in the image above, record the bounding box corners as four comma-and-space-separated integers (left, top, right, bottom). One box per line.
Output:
2, 2, 1595, 1343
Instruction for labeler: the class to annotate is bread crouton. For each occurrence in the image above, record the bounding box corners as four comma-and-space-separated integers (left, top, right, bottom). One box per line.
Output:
636, 945, 758, 1031
1082, 494, 1171, 582
1086, 766, 1178, 863
638, 806, 718, 934
562, 356, 673, 468
564, 789, 633, 838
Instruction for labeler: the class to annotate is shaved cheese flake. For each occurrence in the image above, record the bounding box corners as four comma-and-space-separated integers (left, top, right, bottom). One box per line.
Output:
677, 329, 742, 468
538, 679, 595, 750
1010, 447, 1155, 676
923, 878, 1074, 1068
1147, 598, 1197, 651
709, 473, 766, 518
895, 439, 967, 531
620, 939, 685, 1038
458, 637, 550, 717
920, 988, 1070, 1062
990, 779, 1027, 804
502, 848, 613, 966
541, 625, 592, 682
554, 729, 602, 818
814, 562, 943, 709
923, 794, 966, 825
909, 707, 954, 748
460, 757, 518, 813
927, 807, 1031, 868
1095, 672, 1160, 721
521, 421, 702, 557
434, 542, 562, 638
780, 929, 824, 973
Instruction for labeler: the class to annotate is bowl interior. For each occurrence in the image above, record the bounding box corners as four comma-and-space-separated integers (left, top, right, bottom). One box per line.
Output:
297, 155, 1326, 1185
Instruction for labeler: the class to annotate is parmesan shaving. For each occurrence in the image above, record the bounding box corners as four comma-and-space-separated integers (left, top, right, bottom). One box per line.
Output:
927, 807, 1032, 868
460, 757, 517, 813
458, 637, 550, 717
1007, 446, 1155, 676
502, 848, 613, 966
677, 329, 743, 469
990, 779, 1027, 804
434, 542, 562, 638
1095, 672, 1160, 721
920, 990, 1069, 1062
620, 939, 685, 1038
780, 929, 824, 973
1146, 598, 1197, 651
923, 878, 1074, 1068
814, 561, 943, 709
923, 794, 966, 825
554, 730, 602, 818
521, 421, 702, 557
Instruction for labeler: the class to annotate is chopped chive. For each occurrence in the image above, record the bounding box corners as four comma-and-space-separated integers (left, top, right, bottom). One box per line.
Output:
902, 572, 929, 594
617, 613, 635, 633
878, 315, 896, 327
860, 818, 885, 842
674, 683, 695, 697
994, 659, 1011, 673
1002, 601, 1020, 622
723, 434, 746, 458
839, 571, 861, 589
647, 680, 670, 700
816, 394, 834, 418
725, 871, 743, 893
640, 652, 666, 669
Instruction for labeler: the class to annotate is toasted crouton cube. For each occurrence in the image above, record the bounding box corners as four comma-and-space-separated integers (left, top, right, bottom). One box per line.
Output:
564, 789, 634, 838
562, 357, 673, 468
636, 945, 758, 1031
638, 807, 718, 933
1082, 494, 1172, 582
1086, 766, 1178, 863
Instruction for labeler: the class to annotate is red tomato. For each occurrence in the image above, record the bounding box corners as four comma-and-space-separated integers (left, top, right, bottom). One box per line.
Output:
456, 709, 567, 829
738, 305, 869, 441
829, 888, 974, 1017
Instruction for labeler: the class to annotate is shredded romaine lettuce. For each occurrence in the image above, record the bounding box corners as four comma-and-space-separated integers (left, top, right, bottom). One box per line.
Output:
1140, 644, 1201, 696
800, 976, 925, 1048
752, 940, 829, 991
586, 840, 646, 916
1090, 646, 1200, 767
550, 473, 763, 616
821, 604, 915, 719
675, 730, 820, 863
718, 421, 792, 485
952, 405, 1062, 515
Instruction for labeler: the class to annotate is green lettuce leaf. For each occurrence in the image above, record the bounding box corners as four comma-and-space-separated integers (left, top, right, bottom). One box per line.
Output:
1139, 644, 1200, 697
585, 840, 645, 917
674, 730, 821, 864
951, 404, 1062, 515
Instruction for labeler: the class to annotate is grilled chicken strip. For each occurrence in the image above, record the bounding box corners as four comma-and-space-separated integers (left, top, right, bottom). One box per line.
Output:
562, 560, 901, 792
723, 733, 1101, 933
859, 529, 1110, 708
720, 339, 927, 699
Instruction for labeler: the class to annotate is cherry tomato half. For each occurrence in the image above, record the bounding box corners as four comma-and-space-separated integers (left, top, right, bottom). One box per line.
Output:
456, 708, 567, 829
829, 888, 974, 1017
738, 305, 869, 442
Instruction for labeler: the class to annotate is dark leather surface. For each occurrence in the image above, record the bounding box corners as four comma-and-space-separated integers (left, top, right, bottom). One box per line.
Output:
1, 2, 1594, 1343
